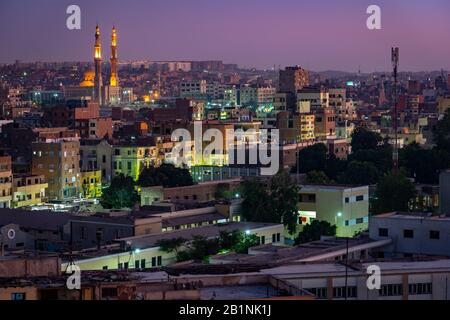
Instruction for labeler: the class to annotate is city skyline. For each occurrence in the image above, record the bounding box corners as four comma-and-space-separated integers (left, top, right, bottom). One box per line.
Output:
1, 0, 450, 71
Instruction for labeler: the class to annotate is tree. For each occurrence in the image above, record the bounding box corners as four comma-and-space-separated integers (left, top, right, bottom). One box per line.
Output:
295, 220, 336, 245
241, 171, 300, 234
100, 174, 139, 209
269, 171, 301, 234
372, 170, 416, 215
434, 109, 450, 153
138, 163, 193, 188
232, 233, 260, 254
350, 127, 382, 152
305, 170, 335, 184
294, 143, 328, 173
156, 237, 186, 261
338, 161, 380, 185
400, 142, 450, 184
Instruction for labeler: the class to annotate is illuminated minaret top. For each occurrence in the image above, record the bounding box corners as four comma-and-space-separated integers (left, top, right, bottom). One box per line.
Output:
94, 24, 103, 105
110, 26, 119, 87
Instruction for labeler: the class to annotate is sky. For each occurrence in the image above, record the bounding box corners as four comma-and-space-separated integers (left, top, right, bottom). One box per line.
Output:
0, 0, 449, 72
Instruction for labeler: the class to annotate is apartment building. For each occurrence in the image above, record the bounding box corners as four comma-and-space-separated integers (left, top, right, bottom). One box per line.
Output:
11, 174, 48, 208
31, 131, 81, 200
0, 156, 12, 208
297, 184, 369, 237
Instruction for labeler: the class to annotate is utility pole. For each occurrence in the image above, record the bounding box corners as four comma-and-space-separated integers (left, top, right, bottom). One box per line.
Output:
391, 47, 399, 171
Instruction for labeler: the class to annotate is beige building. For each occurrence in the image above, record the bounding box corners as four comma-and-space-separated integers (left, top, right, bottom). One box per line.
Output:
297, 184, 369, 237
0, 156, 12, 208
32, 137, 81, 200
12, 174, 48, 208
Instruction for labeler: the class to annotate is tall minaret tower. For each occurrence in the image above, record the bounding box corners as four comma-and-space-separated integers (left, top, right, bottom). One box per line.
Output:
94, 25, 103, 105
110, 26, 119, 87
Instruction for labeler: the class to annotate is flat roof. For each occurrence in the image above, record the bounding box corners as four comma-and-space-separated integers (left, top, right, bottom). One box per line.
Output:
118, 222, 282, 250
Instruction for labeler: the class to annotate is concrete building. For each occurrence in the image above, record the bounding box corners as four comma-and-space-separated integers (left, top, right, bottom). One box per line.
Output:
112, 144, 159, 181
0, 156, 12, 208
62, 222, 284, 271
80, 170, 102, 199
80, 139, 113, 183
297, 184, 369, 237
31, 129, 81, 200
369, 212, 450, 257
180, 80, 207, 98
279, 66, 310, 93
263, 259, 450, 300
11, 174, 48, 208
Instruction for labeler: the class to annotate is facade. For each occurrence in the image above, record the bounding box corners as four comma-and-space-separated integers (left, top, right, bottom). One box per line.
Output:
369, 212, 450, 257
31, 136, 81, 200
180, 80, 207, 98
80, 139, 113, 183
80, 170, 102, 199
279, 66, 310, 93
62, 222, 284, 271
267, 260, 450, 300
11, 174, 48, 208
112, 145, 159, 181
0, 156, 12, 208
297, 184, 369, 237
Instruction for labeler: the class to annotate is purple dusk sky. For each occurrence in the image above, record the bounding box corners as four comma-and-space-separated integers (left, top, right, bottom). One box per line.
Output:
0, 0, 449, 71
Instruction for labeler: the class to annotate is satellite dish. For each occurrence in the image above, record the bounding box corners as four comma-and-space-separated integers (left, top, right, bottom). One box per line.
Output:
7, 229, 16, 240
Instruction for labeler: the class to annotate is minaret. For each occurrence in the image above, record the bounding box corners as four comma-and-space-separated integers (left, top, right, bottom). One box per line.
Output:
94, 25, 103, 105
110, 26, 119, 87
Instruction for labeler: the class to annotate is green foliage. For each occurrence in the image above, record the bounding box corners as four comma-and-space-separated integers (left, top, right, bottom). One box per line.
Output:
400, 142, 450, 184
295, 143, 328, 173
100, 174, 139, 209
232, 234, 260, 254
138, 163, 194, 188
350, 127, 382, 152
305, 170, 335, 184
241, 171, 300, 234
161, 230, 260, 262
213, 183, 241, 200
372, 170, 417, 215
295, 220, 336, 245
338, 161, 380, 185
155, 237, 186, 260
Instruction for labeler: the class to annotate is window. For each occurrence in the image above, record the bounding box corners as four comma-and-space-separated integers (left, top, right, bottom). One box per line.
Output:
409, 283, 432, 295
272, 234, 276, 243
124, 262, 129, 270
378, 228, 388, 237
11, 293, 26, 300
261, 236, 265, 244
157, 256, 162, 266
356, 217, 364, 224
135, 260, 140, 269
403, 229, 414, 239
379, 284, 403, 297
151, 257, 156, 267
305, 287, 327, 299
345, 197, 349, 203
333, 286, 357, 299
118, 263, 123, 270
141, 259, 146, 269
102, 266, 108, 270
101, 288, 118, 298
355, 195, 364, 202
430, 230, 440, 240
277, 233, 281, 242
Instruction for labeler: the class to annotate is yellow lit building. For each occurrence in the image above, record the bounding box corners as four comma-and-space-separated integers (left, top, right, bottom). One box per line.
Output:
80, 170, 102, 199
297, 184, 369, 238
12, 174, 48, 208
112, 145, 159, 181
